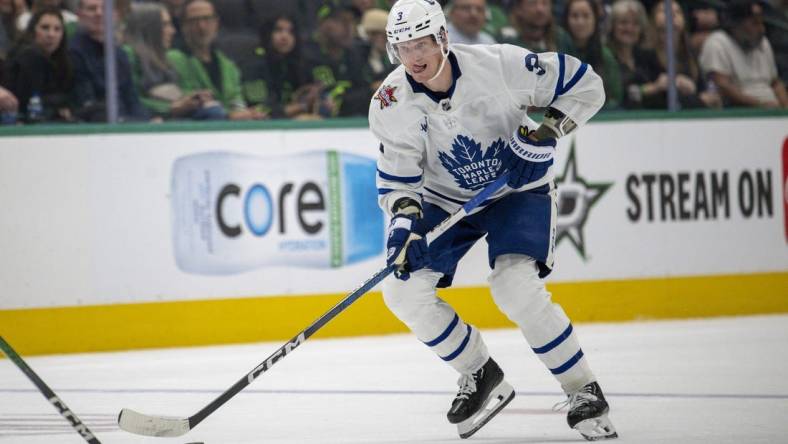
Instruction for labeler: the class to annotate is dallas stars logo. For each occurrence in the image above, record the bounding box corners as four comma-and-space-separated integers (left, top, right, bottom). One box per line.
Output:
374, 85, 398, 109
555, 140, 612, 259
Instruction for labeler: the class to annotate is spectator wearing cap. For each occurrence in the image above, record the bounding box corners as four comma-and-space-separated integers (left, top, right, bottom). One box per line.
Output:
699, 0, 787, 108
242, 14, 323, 119
302, 0, 370, 117
167, 0, 266, 119
358, 8, 393, 91
447, 0, 496, 45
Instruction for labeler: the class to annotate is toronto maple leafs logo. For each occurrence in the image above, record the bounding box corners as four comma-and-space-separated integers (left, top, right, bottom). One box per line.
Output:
374, 85, 398, 109
438, 135, 505, 190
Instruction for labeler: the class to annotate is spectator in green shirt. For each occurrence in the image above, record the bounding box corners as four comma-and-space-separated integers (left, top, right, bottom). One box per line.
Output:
167, 0, 265, 120
124, 2, 223, 119
302, 0, 371, 117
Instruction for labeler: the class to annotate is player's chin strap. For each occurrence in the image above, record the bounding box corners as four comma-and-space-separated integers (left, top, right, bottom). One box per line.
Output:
426, 42, 450, 83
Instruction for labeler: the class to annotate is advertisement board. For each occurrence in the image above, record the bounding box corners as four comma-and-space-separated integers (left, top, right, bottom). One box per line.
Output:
1, 117, 786, 354
1, 119, 786, 309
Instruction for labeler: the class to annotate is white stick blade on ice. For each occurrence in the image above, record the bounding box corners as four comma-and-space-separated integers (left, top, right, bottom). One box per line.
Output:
117, 408, 190, 437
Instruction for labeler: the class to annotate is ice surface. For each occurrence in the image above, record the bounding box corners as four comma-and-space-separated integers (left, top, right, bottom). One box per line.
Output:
2, 315, 787, 443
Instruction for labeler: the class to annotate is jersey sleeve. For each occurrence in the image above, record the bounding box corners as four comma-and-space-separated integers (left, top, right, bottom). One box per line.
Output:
498, 44, 605, 128
369, 104, 425, 217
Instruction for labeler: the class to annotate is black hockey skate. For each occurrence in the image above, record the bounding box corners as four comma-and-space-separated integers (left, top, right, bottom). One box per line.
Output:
560, 381, 618, 441
447, 358, 515, 439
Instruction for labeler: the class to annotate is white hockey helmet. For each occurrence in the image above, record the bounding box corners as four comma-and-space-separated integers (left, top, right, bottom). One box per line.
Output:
385, 0, 448, 64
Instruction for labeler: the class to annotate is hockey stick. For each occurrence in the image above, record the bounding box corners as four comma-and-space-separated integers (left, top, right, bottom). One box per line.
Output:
0, 336, 102, 444
118, 174, 510, 437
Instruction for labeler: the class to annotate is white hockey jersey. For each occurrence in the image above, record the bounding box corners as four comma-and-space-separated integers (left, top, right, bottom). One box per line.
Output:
369, 43, 605, 216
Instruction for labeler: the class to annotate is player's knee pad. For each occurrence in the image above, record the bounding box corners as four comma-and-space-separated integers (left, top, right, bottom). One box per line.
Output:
383, 270, 490, 375
488, 254, 552, 325
382, 269, 443, 324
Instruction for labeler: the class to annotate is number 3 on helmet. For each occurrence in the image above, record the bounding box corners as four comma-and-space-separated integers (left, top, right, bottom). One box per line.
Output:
385, 0, 449, 64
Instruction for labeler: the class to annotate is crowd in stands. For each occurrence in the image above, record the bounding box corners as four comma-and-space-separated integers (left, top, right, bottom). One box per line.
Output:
0, 0, 785, 124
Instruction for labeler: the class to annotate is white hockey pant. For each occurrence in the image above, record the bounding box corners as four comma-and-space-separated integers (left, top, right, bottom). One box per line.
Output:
382, 269, 489, 375
489, 254, 595, 394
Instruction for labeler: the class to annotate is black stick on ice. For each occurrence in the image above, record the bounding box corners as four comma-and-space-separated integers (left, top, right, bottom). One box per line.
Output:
0, 336, 102, 444
117, 174, 510, 438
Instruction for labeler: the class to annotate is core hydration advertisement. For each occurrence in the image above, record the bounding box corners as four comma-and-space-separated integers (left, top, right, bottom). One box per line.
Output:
171, 150, 384, 274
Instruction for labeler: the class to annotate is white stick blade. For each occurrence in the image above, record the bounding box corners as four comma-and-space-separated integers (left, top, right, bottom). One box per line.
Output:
118, 408, 190, 437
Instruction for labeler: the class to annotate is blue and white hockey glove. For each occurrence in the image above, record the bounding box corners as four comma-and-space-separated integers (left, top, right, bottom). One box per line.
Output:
501, 125, 556, 189
386, 198, 430, 281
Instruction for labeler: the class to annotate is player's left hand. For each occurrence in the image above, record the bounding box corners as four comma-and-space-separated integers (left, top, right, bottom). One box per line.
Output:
386, 214, 430, 281
501, 125, 556, 189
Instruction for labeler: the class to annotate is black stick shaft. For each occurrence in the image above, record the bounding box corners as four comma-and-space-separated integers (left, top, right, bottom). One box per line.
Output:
121, 174, 510, 435
185, 175, 509, 430
188, 264, 395, 429
0, 336, 102, 444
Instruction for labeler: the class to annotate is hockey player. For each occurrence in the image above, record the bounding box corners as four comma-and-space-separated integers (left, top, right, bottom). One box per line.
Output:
370, 0, 617, 441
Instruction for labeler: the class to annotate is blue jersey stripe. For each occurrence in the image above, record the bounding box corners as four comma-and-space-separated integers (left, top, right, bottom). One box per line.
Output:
551, 54, 588, 104
377, 169, 422, 184
549, 349, 584, 375
441, 325, 472, 361
552, 53, 567, 104
532, 324, 573, 354
423, 314, 460, 347
562, 63, 588, 94
378, 188, 394, 195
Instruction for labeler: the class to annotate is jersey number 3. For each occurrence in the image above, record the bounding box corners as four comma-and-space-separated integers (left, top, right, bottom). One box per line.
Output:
525, 54, 546, 76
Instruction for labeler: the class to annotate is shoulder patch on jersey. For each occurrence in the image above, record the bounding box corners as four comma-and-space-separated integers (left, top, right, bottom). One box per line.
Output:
374, 85, 399, 109
438, 135, 505, 190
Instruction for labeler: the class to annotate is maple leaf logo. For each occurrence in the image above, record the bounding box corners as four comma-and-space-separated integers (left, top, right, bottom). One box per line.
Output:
438, 136, 505, 190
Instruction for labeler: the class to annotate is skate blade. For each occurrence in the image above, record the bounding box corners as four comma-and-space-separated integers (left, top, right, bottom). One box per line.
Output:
574, 412, 618, 441
457, 380, 515, 439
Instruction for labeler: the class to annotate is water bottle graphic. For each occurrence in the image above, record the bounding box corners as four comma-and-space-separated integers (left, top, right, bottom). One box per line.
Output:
171, 150, 384, 274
